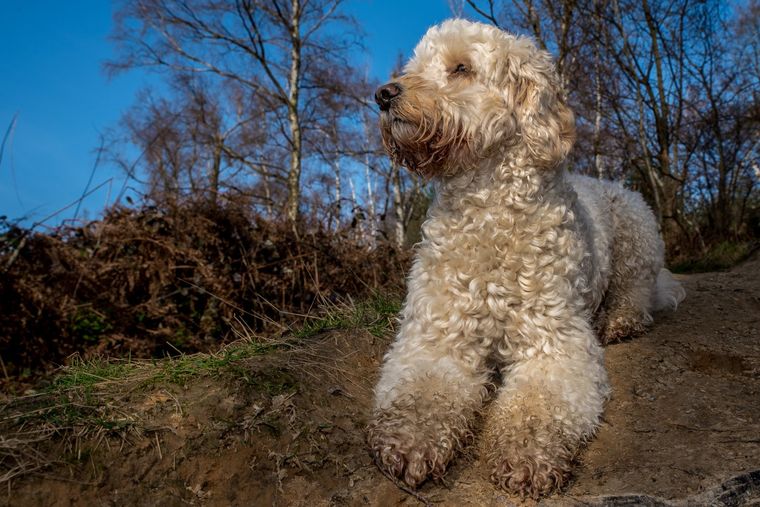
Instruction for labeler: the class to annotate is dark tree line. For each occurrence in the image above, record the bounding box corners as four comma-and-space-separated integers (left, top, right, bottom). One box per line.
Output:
466, 0, 760, 254
109, 0, 759, 257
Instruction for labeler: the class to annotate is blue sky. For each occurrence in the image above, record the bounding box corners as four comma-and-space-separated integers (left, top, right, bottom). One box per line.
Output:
0, 1, 463, 226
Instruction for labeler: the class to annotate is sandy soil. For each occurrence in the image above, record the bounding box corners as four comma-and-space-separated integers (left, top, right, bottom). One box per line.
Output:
4, 254, 760, 506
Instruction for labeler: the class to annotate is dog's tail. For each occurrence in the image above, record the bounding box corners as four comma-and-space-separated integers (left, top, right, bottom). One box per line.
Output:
653, 268, 686, 311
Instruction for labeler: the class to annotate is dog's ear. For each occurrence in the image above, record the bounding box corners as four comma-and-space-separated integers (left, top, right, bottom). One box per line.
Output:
511, 50, 576, 168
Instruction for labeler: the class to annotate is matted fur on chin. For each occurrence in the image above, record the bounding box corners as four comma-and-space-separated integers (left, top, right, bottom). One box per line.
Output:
368, 18, 685, 499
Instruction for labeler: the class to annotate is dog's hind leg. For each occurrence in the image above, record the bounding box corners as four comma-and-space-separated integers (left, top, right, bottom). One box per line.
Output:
595, 188, 667, 344
597, 268, 658, 344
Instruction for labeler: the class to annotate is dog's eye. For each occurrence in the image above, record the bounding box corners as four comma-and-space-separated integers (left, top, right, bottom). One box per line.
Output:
452, 63, 470, 75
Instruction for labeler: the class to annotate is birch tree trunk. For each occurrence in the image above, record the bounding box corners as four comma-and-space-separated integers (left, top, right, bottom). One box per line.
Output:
348, 177, 365, 243
365, 161, 377, 248
263, 173, 274, 218
332, 159, 341, 231
209, 138, 222, 208
285, 0, 303, 226
592, 1, 604, 180
391, 162, 405, 248
593, 46, 603, 180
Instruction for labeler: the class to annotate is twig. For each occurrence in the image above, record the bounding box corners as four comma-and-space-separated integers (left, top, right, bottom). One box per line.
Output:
0, 112, 24, 208
0, 354, 9, 383
2, 234, 27, 273
466, 0, 500, 27
0, 112, 18, 169
37, 179, 114, 230
73, 135, 105, 222
155, 433, 163, 460
176, 276, 289, 330
374, 462, 436, 506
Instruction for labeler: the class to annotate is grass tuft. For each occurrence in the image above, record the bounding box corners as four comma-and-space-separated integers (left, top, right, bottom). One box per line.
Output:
152, 340, 275, 384
293, 292, 401, 339
50, 356, 132, 391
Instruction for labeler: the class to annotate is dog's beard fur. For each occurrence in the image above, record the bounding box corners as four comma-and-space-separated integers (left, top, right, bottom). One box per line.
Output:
379, 82, 474, 179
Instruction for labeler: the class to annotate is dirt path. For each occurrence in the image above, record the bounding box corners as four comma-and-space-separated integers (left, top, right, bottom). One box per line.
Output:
4, 255, 760, 506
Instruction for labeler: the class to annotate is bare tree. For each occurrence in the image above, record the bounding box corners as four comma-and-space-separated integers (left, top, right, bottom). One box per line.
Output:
679, 1, 760, 240
109, 0, 365, 226
110, 74, 279, 211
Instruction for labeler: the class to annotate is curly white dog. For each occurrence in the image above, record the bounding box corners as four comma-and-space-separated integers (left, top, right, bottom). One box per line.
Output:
367, 19, 685, 498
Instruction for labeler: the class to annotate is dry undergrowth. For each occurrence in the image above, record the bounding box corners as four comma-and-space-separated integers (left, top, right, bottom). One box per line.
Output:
0, 202, 408, 387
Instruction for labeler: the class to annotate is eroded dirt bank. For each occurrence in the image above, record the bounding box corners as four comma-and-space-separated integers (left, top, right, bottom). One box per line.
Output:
4, 255, 760, 506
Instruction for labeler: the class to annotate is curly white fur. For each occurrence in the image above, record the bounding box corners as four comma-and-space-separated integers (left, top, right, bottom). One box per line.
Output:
367, 19, 685, 498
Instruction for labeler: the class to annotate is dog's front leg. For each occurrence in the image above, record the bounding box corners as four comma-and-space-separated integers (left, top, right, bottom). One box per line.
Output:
367, 300, 491, 488
481, 323, 609, 498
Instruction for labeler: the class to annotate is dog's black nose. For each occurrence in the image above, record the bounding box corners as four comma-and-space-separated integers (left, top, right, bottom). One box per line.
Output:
375, 82, 402, 111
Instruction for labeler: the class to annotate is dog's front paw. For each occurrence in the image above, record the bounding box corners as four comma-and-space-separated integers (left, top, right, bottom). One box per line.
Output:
368, 434, 452, 487
367, 408, 462, 488
481, 410, 575, 499
487, 453, 571, 499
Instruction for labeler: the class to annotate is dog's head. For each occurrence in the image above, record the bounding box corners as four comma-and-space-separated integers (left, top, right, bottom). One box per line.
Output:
376, 19, 575, 178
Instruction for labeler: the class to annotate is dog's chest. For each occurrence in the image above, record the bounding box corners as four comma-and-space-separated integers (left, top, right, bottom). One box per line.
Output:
422, 199, 587, 310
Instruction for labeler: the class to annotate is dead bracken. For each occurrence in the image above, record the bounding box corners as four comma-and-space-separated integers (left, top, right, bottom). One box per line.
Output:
0, 200, 408, 389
